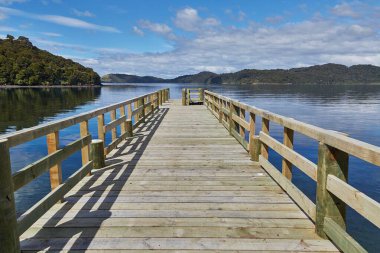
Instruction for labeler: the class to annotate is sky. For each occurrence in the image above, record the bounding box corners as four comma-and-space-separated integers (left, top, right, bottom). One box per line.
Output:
0, 0, 379, 77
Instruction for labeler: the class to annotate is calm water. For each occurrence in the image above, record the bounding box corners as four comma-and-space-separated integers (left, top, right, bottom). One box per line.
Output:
1, 84, 380, 252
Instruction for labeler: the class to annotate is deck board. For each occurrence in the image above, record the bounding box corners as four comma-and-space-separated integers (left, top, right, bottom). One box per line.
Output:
20, 100, 339, 252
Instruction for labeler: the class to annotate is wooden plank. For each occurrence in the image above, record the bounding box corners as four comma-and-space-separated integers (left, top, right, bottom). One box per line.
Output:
22, 226, 319, 239
20, 238, 339, 251
17, 161, 93, 236
259, 132, 317, 181
259, 156, 316, 221
326, 175, 380, 228
12, 135, 92, 191
324, 217, 367, 253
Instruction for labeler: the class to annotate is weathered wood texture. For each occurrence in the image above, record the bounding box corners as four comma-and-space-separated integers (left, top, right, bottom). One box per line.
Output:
20, 100, 338, 252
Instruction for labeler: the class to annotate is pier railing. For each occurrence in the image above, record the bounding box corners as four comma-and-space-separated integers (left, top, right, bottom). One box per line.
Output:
182, 88, 204, 105
204, 90, 380, 253
0, 88, 169, 252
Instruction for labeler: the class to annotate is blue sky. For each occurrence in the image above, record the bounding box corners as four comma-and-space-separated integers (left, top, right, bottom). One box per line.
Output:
0, 0, 379, 77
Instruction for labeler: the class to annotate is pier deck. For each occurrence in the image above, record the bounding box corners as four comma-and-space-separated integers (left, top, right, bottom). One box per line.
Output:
19, 100, 339, 252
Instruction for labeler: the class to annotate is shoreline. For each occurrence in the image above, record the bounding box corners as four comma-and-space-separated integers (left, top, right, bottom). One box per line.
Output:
0, 85, 102, 88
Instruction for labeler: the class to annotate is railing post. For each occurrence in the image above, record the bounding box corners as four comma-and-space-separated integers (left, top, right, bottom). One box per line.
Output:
47, 131, 62, 191
316, 142, 348, 238
97, 114, 105, 142
218, 97, 223, 123
110, 110, 117, 142
0, 139, 20, 253
80, 120, 91, 176
91, 139, 105, 169
261, 118, 270, 159
139, 97, 145, 123
126, 119, 133, 137
239, 108, 245, 138
150, 94, 154, 114
186, 89, 190, 106
249, 113, 260, 161
182, 88, 186, 106
199, 88, 204, 103
282, 127, 294, 180
159, 91, 162, 106
228, 100, 233, 134
120, 106, 127, 135
134, 101, 139, 122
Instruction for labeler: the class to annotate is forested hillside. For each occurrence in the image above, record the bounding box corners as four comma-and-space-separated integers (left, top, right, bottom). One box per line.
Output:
0, 35, 100, 86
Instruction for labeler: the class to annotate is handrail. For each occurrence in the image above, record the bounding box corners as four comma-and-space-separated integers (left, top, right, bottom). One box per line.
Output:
204, 89, 379, 253
0, 88, 170, 252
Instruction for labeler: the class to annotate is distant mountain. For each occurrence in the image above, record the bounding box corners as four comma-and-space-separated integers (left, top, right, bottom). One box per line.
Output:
102, 74, 164, 83
0, 35, 101, 86
102, 63, 380, 84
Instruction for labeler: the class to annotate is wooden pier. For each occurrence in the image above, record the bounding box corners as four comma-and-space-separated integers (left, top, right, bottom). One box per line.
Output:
0, 88, 379, 252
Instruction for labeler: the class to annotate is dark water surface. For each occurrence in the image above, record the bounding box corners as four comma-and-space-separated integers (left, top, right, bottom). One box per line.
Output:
1, 84, 379, 252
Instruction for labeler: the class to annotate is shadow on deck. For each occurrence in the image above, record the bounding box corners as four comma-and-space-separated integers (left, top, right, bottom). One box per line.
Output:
20, 108, 169, 251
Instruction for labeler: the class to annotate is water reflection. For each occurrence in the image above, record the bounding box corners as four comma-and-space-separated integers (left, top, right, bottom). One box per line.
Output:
0, 87, 101, 134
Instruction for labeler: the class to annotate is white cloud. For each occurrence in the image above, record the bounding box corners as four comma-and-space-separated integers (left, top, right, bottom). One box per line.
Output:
73, 9, 95, 18
174, 7, 200, 31
75, 17, 380, 77
138, 20, 171, 35
331, 3, 358, 18
174, 7, 220, 32
132, 26, 144, 36
0, 7, 120, 33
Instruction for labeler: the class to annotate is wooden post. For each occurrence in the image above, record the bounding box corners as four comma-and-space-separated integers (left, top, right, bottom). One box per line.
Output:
249, 113, 260, 161
126, 119, 133, 137
110, 110, 117, 142
0, 139, 20, 253
199, 88, 204, 103
228, 100, 233, 134
186, 89, 190, 106
239, 108, 245, 138
182, 88, 186, 106
127, 103, 133, 120
80, 120, 91, 176
218, 98, 223, 123
282, 127, 294, 180
47, 131, 62, 191
261, 118, 270, 159
120, 106, 127, 135
134, 101, 139, 122
97, 114, 105, 141
150, 95, 154, 114
316, 142, 348, 238
91, 139, 105, 169
139, 97, 145, 123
